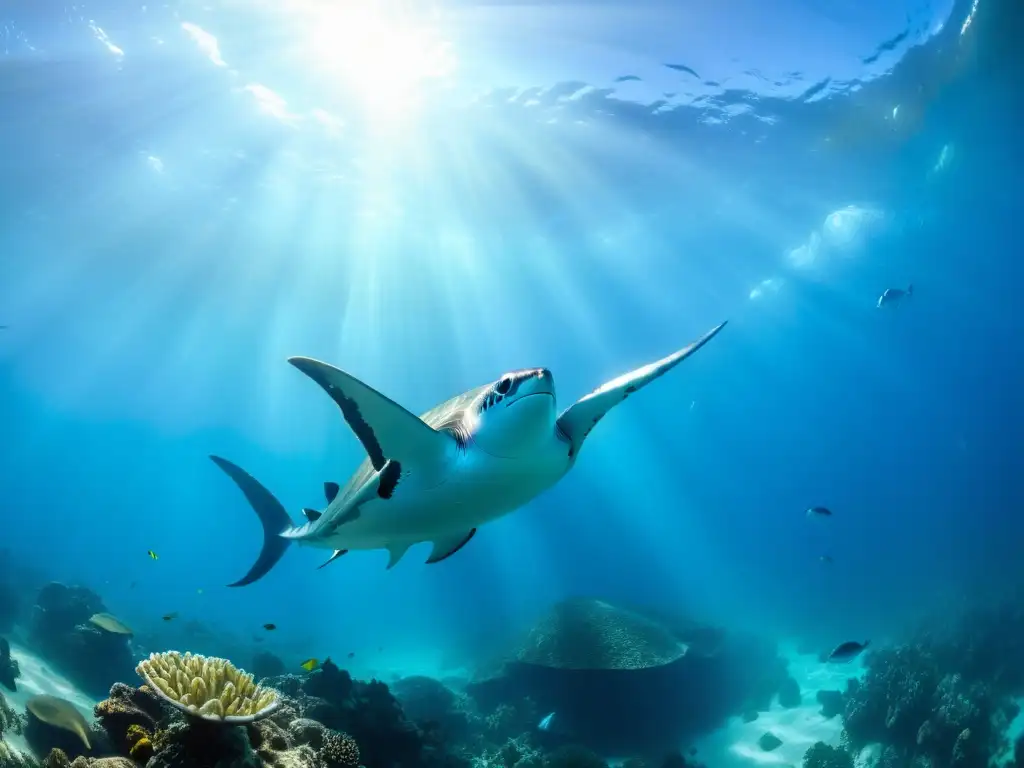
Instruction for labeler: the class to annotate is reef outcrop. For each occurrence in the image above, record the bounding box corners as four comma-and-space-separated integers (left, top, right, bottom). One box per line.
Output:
15, 651, 462, 768
27, 583, 134, 699
798, 596, 1024, 768
467, 597, 788, 755
0, 638, 20, 692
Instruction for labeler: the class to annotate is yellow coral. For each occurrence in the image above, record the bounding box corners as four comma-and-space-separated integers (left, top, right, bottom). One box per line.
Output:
129, 736, 154, 763
126, 724, 151, 742
136, 651, 279, 723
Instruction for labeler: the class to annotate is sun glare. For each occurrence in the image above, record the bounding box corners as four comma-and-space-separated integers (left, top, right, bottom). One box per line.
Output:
304, 5, 456, 119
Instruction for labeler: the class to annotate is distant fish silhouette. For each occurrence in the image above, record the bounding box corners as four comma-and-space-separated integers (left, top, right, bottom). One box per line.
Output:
877, 284, 913, 308
806, 506, 832, 518
538, 712, 556, 731
827, 640, 869, 662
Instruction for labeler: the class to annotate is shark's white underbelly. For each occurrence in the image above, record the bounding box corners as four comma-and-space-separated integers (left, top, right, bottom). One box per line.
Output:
304, 442, 570, 552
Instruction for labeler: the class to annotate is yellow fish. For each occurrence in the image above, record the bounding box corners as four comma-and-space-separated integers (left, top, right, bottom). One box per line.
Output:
300, 658, 319, 672
147, 550, 158, 560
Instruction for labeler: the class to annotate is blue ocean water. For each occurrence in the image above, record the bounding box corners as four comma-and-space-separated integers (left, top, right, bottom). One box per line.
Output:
0, 0, 1021, 705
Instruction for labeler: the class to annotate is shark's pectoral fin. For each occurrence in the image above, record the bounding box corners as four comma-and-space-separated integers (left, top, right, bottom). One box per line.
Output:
317, 550, 348, 569
288, 357, 454, 478
302, 508, 322, 522
425, 529, 477, 564
324, 482, 340, 503
386, 542, 412, 569
556, 321, 727, 458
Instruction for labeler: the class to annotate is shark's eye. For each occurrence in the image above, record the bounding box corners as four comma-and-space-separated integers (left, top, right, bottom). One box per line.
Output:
495, 377, 513, 395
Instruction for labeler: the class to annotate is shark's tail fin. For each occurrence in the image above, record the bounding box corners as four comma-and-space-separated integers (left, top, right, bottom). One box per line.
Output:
210, 455, 294, 587
907, 284, 914, 297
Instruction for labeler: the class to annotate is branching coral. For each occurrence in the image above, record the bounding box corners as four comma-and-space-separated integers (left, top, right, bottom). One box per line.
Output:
136, 651, 279, 723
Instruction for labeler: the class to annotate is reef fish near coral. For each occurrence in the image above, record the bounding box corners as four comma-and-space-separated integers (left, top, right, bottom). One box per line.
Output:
25, 694, 92, 749
212, 321, 727, 586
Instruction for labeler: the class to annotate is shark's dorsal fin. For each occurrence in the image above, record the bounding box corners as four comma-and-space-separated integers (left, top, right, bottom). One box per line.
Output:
288, 357, 453, 475
425, 529, 477, 564
302, 508, 322, 522
324, 481, 340, 504
317, 550, 348, 569
556, 321, 727, 459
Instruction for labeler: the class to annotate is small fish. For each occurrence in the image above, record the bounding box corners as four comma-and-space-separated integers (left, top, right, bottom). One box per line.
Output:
162, 613, 178, 622
347, 652, 355, 659
806, 506, 832, 518
129, 581, 138, 590
827, 640, 870, 662
263, 623, 276, 631
147, 550, 158, 560
820, 555, 834, 564
538, 712, 556, 731
877, 284, 913, 309
300, 658, 319, 672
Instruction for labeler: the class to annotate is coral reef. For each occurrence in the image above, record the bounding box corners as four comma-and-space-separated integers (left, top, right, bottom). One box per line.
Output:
813, 597, 1024, 768
74, 652, 476, 768
392, 675, 477, 746
468, 598, 789, 755
0, 739, 37, 768
136, 651, 279, 722
803, 742, 852, 768
90, 677, 343, 768
841, 646, 1003, 768
263, 658, 467, 768
1, 687, 23, 737
27, 583, 134, 699
0, 638, 20, 692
